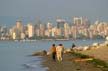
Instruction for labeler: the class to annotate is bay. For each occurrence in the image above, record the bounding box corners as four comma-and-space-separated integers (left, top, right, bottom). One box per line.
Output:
0, 39, 105, 71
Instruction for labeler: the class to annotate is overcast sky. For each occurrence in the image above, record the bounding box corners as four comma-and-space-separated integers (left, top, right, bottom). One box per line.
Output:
0, 0, 108, 26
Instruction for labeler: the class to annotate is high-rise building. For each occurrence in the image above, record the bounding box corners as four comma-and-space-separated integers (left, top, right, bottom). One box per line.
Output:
89, 29, 93, 39
9, 28, 14, 39
45, 22, 53, 37
64, 23, 69, 38
56, 18, 65, 36
45, 30, 49, 37
47, 22, 52, 29
27, 24, 34, 38
71, 26, 78, 39
52, 27, 57, 37
56, 18, 65, 29
20, 32, 25, 40
56, 28, 62, 36
16, 20, 23, 32
0, 26, 9, 39
12, 32, 16, 40
82, 18, 90, 27
105, 27, 108, 36
40, 24, 44, 36
12, 28, 20, 40
97, 23, 104, 34
73, 17, 83, 25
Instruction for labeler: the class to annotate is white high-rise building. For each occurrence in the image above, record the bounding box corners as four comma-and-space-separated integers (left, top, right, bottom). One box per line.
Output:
12, 32, 16, 40
64, 23, 69, 38
27, 24, 34, 38
52, 27, 57, 37
47, 22, 52, 29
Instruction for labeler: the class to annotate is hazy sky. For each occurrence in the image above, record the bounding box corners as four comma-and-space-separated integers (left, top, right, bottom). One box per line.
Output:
0, 0, 108, 25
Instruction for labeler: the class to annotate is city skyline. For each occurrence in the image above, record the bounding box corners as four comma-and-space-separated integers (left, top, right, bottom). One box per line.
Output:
0, 17, 108, 40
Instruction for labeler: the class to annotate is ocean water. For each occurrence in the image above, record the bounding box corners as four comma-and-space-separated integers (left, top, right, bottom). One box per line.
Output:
0, 39, 105, 71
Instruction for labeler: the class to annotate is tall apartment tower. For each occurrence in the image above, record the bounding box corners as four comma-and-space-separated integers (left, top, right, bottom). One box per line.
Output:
64, 23, 70, 38
16, 20, 23, 32
27, 24, 34, 38
47, 22, 52, 29
56, 18, 65, 36
56, 18, 65, 29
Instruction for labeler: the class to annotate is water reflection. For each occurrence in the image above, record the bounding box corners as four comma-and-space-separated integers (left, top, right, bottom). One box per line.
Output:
21, 56, 48, 71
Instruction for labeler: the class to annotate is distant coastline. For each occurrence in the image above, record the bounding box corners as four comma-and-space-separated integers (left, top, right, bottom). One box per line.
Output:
0, 38, 105, 42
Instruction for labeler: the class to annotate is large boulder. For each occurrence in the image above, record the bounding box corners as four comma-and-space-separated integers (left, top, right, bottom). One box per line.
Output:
73, 46, 84, 51
32, 50, 47, 56
92, 42, 99, 47
83, 46, 90, 51
104, 41, 108, 46
64, 48, 72, 53
47, 51, 52, 56
105, 36, 108, 41
91, 42, 99, 49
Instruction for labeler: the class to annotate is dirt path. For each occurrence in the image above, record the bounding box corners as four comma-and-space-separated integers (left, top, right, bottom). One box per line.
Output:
42, 53, 103, 71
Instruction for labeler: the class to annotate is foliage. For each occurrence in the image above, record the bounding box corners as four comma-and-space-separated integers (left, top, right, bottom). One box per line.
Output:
71, 52, 90, 58
90, 59, 108, 71
70, 52, 108, 71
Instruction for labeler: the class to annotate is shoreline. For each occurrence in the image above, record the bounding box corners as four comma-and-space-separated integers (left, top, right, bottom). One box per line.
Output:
0, 38, 104, 42
41, 41, 108, 71
41, 53, 103, 71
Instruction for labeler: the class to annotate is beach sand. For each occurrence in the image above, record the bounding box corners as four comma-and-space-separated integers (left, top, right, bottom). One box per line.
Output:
42, 53, 102, 71
78, 46, 108, 61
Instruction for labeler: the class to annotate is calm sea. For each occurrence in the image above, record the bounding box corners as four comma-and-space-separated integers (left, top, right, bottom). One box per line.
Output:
0, 39, 105, 71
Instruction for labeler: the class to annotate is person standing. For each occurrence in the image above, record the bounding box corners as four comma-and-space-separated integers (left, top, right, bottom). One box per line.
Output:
71, 43, 76, 50
50, 44, 56, 61
56, 44, 64, 61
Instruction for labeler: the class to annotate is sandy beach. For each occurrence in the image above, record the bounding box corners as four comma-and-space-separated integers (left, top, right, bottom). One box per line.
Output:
42, 53, 103, 71
78, 46, 108, 61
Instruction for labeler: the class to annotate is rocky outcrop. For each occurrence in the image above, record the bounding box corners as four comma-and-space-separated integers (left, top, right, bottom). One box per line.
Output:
32, 50, 47, 56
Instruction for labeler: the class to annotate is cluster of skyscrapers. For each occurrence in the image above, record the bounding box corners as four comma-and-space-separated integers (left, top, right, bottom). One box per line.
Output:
0, 17, 108, 40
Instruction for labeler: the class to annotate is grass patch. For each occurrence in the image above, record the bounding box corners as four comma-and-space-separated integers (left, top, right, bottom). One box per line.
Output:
70, 52, 90, 58
70, 52, 108, 71
90, 59, 108, 71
